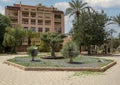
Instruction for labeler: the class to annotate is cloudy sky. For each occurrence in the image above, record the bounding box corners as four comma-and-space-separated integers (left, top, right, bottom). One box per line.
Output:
0, 0, 120, 37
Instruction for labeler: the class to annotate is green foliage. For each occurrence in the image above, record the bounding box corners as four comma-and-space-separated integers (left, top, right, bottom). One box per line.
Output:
113, 14, 120, 26
2, 33, 16, 47
61, 41, 79, 62
40, 33, 66, 57
66, 0, 88, 18
0, 14, 10, 52
2, 25, 26, 53
38, 40, 50, 52
72, 10, 109, 54
27, 46, 38, 61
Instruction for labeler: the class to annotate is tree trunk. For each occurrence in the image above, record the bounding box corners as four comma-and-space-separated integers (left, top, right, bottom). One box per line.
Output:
79, 45, 81, 53
28, 37, 31, 46
51, 46, 56, 57
69, 57, 73, 63
32, 56, 34, 61
104, 45, 107, 54
87, 45, 91, 55
12, 46, 16, 53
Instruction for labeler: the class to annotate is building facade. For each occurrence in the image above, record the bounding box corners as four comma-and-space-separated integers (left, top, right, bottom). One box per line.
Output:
5, 3, 64, 33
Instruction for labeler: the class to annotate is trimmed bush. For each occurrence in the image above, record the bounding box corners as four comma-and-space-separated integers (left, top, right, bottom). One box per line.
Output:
61, 41, 79, 63
38, 40, 50, 52
27, 46, 38, 61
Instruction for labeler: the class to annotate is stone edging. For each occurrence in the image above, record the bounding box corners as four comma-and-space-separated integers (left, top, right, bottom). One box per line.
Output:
4, 61, 116, 72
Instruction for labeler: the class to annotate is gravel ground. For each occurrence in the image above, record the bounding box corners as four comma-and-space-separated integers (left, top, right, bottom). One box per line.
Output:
0, 55, 119, 85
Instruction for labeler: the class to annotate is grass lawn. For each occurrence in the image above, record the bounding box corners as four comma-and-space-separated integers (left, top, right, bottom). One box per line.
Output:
7, 55, 114, 68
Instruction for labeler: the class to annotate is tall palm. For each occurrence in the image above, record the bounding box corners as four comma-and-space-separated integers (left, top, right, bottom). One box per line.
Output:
113, 14, 120, 26
66, 0, 89, 19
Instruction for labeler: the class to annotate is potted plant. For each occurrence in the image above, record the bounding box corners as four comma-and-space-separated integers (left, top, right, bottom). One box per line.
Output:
27, 46, 38, 61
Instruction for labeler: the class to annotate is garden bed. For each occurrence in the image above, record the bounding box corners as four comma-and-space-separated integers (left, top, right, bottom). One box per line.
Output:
4, 56, 116, 72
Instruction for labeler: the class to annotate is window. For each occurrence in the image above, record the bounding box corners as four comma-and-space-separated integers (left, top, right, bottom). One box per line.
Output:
55, 28, 61, 33
54, 14, 61, 19
45, 20, 51, 25
38, 14, 43, 18
38, 28, 42, 32
22, 12, 29, 17
31, 27, 36, 32
45, 28, 49, 32
31, 12, 36, 17
38, 20, 43, 25
24, 27, 28, 31
11, 18, 18, 23
31, 19, 36, 25
45, 13, 51, 19
22, 19, 28, 24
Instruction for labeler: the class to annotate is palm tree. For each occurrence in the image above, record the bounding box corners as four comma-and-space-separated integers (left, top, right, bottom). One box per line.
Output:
40, 33, 66, 57
66, 0, 89, 20
107, 28, 117, 53
113, 14, 120, 25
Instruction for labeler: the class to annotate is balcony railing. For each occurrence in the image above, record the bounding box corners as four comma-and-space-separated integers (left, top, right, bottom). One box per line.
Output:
31, 22, 36, 25
22, 22, 28, 24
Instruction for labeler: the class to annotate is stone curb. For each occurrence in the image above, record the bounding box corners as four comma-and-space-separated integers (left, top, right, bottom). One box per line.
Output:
4, 60, 116, 72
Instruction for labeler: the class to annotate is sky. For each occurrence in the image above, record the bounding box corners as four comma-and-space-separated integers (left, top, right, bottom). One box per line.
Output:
0, 0, 120, 37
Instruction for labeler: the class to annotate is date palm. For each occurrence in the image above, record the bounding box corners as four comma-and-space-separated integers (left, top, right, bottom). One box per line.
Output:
66, 0, 89, 20
113, 14, 120, 26
40, 33, 66, 57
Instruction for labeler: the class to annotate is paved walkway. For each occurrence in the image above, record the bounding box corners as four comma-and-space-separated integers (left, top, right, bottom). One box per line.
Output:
0, 55, 120, 85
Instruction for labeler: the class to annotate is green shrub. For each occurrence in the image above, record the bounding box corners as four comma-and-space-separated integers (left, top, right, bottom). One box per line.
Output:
61, 41, 79, 63
27, 46, 38, 61
38, 40, 50, 52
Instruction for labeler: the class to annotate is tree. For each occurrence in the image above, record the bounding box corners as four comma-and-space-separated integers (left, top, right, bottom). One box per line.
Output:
61, 41, 79, 63
3, 26, 26, 53
2, 29, 16, 52
66, 0, 89, 19
107, 29, 117, 53
37, 3, 43, 6
66, 0, 89, 32
40, 33, 66, 57
38, 40, 50, 52
113, 14, 120, 26
72, 10, 109, 55
0, 14, 10, 52
27, 46, 38, 61
25, 30, 39, 46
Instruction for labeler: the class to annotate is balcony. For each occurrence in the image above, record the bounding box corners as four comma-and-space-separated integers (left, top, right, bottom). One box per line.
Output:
37, 7, 44, 12
45, 20, 51, 25
54, 19, 61, 22
22, 19, 28, 24
11, 21, 18, 24
31, 22, 36, 25
8, 11, 18, 18
22, 12, 29, 18
22, 22, 28, 24
31, 19, 36, 25
31, 9, 36, 12
55, 28, 62, 33
31, 12, 36, 18
11, 18, 18, 24
22, 8, 29, 11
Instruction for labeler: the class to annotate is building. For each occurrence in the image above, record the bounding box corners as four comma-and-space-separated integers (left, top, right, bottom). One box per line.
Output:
5, 3, 64, 52
5, 3, 64, 33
